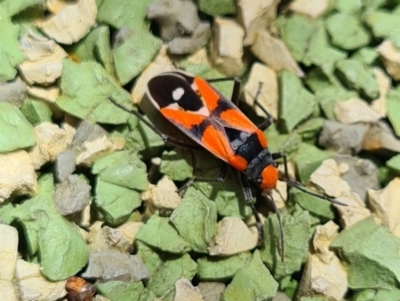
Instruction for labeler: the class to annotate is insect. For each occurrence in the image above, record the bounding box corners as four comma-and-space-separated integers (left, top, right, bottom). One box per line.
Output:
110, 70, 346, 260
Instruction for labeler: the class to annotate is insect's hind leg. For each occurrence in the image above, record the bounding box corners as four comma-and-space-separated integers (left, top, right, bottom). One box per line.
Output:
240, 174, 264, 245
178, 163, 227, 196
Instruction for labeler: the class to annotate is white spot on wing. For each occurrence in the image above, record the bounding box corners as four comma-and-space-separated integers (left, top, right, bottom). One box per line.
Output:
172, 87, 185, 101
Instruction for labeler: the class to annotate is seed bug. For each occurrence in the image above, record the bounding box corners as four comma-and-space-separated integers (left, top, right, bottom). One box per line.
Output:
109, 70, 346, 260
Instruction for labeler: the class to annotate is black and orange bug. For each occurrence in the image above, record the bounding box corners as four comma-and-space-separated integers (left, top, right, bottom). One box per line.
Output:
110, 70, 346, 260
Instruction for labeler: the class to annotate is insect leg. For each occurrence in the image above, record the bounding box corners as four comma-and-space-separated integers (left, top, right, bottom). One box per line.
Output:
178, 163, 227, 196
263, 191, 285, 262
109, 97, 201, 149
240, 174, 264, 245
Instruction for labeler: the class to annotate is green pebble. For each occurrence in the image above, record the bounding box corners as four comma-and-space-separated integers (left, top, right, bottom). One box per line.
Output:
306, 66, 356, 119
0, 7, 25, 82
268, 133, 302, 155
290, 190, 335, 221
96, 281, 155, 301
56, 60, 132, 124
125, 117, 165, 158
197, 0, 236, 16
193, 165, 252, 219
294, 118, 324, 140
11, 174, 89, 281
21, 97, 52, 125
278, 15, 346, 66
351, 288, 400, 301
113, 31, 162, 85
386, 154, 400, 174
278, 15, 317, 63
331, 217, 400, 289
261, 210, 312, 279
160, 148, 194, 181
351, 47, 379, 65
95, 179, 142, 226
280, 275, 298, 300
170, 187, 217, 253
197, 252, 252, 281
97, 0, 154, 30
334, 0, 362, 14
0, 202, 14, 225
335, 59, 379, 100
222, 250, 278, 301
147, 253, 197, 300
135, 241, 162, 276
71, 25, 113, 74
0, 102, 35, 153
92, 150, 149, 191
325, 13, 370, 50
387, 89, 400, 137
136, 215, 191, 254
279, 71, 317, 133
365, 10, 400, 46
293, 143, 334, 183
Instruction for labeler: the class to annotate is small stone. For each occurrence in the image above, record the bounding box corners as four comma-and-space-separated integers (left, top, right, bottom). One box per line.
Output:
243, 62, 278, 119
36, 0, 97, 44
198, 282, 225, 301
334, 98, 381, 124
55, 150, 76, 182
26, 85, 60, 104
173, 278, 204, 301
336, 59, 379, 100
15, 260, 67, 301
251, 30, 304, 77
28, 122, 72, 170
54, 175, 91, 216
334, 154, 380, 202
168, 22, 211, 55
368, 178, 400, 237
142, 175, 181, 211
147, 0, 200, 41
309, 159, 371, 228
0, 77, 26, 107
237, 0, 280, 45
312, 221, 340, 264
0, 150, 37, 203
318, 120, 369, 155
209, 18, 244, 76
82, 250, 150, 282
18, 29, 67, 85
65, 276, 95, 301
208, 217, 258, 256
361, 122, 400, 153
370, 68, 390, 117
377, 40, 400, 80
288, 0, 331, 18
0, 224, 18, 281
72, 121, 119, 167
296, 254, 347, 301
325, 13, 370, 50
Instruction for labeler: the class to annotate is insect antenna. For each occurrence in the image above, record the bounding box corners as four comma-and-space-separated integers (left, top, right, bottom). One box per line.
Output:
282, 177, 347, 206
